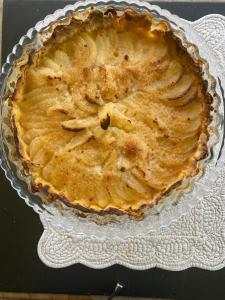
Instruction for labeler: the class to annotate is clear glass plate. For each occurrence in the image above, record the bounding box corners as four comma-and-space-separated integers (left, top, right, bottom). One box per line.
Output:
0, 0, 224, 238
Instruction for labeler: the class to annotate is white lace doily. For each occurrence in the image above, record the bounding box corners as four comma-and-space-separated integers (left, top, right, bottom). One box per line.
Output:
38, 13, 225, 270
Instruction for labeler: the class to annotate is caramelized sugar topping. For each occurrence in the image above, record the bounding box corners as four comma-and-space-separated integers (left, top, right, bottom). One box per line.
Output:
12, 9, 210, 214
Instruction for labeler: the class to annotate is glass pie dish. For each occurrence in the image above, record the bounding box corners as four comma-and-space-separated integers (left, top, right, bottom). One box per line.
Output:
0, 0, 224, 238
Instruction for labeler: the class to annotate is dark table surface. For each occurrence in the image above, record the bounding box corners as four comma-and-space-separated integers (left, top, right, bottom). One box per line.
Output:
1, 1, 225, 299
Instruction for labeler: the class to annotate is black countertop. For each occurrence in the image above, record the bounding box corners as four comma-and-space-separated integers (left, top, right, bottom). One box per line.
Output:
1, 1, 225, 299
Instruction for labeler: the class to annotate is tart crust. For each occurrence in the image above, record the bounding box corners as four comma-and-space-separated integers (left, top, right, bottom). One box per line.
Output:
11, 8, 212, 219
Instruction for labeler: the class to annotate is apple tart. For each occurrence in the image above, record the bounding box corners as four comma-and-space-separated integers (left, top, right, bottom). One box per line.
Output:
11, 8, 212, 219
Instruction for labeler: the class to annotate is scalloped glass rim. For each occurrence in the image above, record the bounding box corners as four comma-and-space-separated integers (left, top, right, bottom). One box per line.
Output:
0, 0, 224, 239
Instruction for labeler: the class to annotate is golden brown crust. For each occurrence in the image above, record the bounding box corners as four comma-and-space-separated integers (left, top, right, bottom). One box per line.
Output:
10, 7, 212, 219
